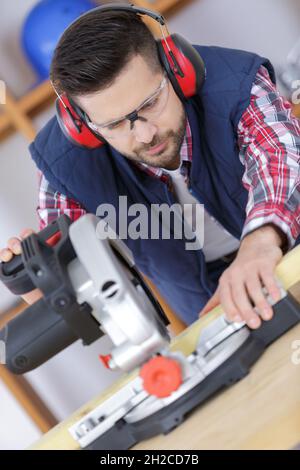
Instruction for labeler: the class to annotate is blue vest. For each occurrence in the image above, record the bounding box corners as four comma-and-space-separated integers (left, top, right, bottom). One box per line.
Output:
29, 46, 276, 325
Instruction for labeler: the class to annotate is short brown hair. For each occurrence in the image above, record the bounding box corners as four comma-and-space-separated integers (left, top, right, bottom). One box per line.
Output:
50, 9, 162, 97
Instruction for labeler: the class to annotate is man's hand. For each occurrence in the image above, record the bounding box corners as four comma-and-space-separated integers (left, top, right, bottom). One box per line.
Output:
0, 229, 43, 305
200, 225, 285, 329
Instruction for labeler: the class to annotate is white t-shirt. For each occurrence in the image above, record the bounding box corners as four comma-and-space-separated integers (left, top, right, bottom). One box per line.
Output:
164, 167, 240, 262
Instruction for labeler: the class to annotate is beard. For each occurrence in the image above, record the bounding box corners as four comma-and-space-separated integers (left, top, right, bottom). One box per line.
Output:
119, 108, 187, 170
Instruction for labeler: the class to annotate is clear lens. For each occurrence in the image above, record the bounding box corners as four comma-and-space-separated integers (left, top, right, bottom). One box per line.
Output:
88, 75, 169, 139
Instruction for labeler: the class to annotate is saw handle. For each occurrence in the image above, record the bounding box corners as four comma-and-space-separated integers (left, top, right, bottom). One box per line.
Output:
0, 216, 69, 295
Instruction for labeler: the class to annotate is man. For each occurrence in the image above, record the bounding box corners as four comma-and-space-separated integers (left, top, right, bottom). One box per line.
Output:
1, 8, 300, 329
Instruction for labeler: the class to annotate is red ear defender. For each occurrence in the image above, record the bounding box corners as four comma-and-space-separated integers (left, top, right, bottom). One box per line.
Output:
157, 34, 206, 101
55, 95, 104, 149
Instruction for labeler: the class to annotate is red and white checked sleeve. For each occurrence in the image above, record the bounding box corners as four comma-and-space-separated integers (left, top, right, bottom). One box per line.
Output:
37, 170, 86, 230
238, 65, 300, 247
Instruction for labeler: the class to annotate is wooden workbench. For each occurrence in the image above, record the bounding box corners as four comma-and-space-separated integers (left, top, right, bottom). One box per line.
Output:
30, 246, 300, 450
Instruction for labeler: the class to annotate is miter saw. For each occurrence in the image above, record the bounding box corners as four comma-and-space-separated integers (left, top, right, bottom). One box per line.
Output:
0, 213, 300, 450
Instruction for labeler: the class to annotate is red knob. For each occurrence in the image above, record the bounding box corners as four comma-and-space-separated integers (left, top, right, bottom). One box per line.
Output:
99, 354, 112, 369
140, 356, 182, 398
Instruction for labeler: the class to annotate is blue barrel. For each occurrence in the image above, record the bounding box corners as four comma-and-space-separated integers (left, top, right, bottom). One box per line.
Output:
21, 0, 96, 80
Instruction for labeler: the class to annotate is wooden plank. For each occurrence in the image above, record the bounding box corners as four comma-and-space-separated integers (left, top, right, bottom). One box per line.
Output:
4, 89, 37, 141
0, 82, 55, 140
293, 103, 300, 118
0, 365, 57, 433
0, 301, 27, 329
134, 0, 189, 15
0, 300, 58, 433
134, 0, 194, 35
18, 81, 54, 114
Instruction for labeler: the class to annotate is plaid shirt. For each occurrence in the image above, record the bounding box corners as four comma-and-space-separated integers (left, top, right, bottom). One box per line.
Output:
37, 65, 300, 247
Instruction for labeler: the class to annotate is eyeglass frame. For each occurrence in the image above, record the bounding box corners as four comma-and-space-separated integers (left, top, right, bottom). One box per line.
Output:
85, 71, 169, 137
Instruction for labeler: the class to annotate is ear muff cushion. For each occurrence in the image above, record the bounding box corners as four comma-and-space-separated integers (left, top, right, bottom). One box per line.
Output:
157, 34, 206, 100
56, 97, 104, 149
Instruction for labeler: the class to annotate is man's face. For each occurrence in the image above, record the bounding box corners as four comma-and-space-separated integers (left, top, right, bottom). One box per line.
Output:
76, 54, 186, 170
